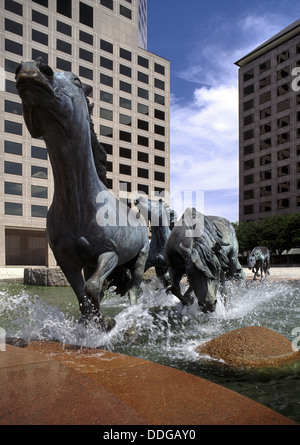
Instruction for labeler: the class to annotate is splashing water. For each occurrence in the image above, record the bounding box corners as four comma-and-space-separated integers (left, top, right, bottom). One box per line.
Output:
0, 278, 300, 422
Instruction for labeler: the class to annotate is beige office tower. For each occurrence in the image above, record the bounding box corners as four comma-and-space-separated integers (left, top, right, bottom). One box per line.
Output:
235, 20, 300, 222
0, 0, 170, 266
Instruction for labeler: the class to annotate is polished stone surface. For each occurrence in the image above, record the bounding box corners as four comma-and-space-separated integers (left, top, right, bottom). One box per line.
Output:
0, 340, 296, 425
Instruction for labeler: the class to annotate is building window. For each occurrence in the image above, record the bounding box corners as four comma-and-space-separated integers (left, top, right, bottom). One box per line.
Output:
138, 119, 149, 131
120, 80, 131, 94
137, 135, 148, 147
154, 93, 165, 106
138, 55, 149, 68
79, 66, 93, 80
154, 63, 165, 75
259, 76, 271, 88
260, 154, 271, 166
260, 170, 272, 181
5, 0, 23, 16
79, 48, 93, 63
277, 165, 290, 177
100, 90, 113, 104
244, 114, 254, 126
119, 147, 131, 159
260, 123, 271, 135
100, 108, 113, 121
120, 64, 132, 78
120, 48, 131, 61
277, 50, 289, 64
32, 9, 48, 26
243, 69, 254, 81
120, 164, 131, 175
79, 2, 93, 28
260, 91, 271, 104
138, 71, 149, 84
5, 202, 22, 216
155, 78, 165, 90
100, 0, 113, 10
5, 182, 22, 196
138, 151, 149, 162
100, 56, 113, 70
31, 165, 48, 179
32, 205, 47, 218
138, 87, 149, 100
277, 148, 290, 161
5, 18, 23, 36
31, 145, 47, 160
277, 132, 290, 145
138, 103, 149, 115
278, 182, 290, 193
57, 58, 71, 71
5, 38, 22, 56
260, 186, 272, 197
138, 184, 149, 195
120, 5, 132, 19
154, 124, 165, 136
277, 115, 290, 128
260, 138, 272, 150
100, 39, 113, 53
244, 159, 254, 170
277, 83, 289, 96
259, 60, 271, 73
119, 114, 131, 126
260, 202, 271, 213
155, 156, 165, 167
100, 73, 113, 87
5, 100, 22, 115
138, 167, 149, 179
31, 185, 48, 199
244, 189, 254, 200
100, 125, 113, 138
5, 140, 22, 155
260, 107, 271, 119
244, 204, 254, 215
155, 171, 165, 182
243, 129, 254, 141
155, 109, 165, 120
119, 130, 131, 142
79, 30, 93, 45
244, 174, 254, 185
277, 199, 290, 210
155, 140, 165, 151
57, 39, 72, 54
5, 120, 22, 135
32, 29, 48, 46
119, 97, 131, 110
57, 20, 72, 36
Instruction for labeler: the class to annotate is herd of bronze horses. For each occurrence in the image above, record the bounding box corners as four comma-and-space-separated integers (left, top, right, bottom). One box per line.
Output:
15, 60, 270, 331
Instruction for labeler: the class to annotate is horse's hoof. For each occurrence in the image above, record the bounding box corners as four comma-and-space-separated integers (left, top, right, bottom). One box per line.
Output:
103, 316, 116, 332
181, 295, 194, 306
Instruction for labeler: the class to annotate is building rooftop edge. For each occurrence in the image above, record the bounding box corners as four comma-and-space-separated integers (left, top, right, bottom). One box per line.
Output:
234, 18, 300, 68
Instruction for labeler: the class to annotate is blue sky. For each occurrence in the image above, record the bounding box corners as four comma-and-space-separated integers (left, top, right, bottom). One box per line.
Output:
147, 0, 300, 222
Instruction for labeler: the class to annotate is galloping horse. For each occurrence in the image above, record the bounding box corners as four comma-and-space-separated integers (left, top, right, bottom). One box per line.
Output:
248, 246, 270, 281
134, 196, 174, 283
16, 59, 149, 330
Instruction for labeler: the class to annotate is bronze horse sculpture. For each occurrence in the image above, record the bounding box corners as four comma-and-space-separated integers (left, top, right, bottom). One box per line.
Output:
165, 208, 230, 313
134, 196, 174, 284
15, 59, 149, 330
248, 246, 270, 281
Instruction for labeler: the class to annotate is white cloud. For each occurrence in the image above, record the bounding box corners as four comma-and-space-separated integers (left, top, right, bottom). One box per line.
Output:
169, 12, 291, 222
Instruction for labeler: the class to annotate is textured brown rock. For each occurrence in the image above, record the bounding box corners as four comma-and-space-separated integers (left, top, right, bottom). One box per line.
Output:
24, 267, 69, 286
196, 326, 300, 368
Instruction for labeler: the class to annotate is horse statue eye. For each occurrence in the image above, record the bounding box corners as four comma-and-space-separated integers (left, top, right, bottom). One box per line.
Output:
72, 77, 82, 88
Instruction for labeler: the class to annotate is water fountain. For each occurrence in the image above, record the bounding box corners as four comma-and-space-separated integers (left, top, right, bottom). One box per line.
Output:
1, 276, 299, 423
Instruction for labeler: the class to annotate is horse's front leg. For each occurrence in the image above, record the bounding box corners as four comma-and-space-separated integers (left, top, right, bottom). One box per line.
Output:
84, 251, 118, 330
128, 241, 149, 305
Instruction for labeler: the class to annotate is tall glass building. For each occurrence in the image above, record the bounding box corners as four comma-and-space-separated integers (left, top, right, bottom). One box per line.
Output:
0, 0, 170, 266
236, 20, 300, 222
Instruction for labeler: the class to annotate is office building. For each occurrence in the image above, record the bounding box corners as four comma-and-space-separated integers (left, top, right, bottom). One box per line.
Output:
235, 19, 300, 222
0, 0, 170, 266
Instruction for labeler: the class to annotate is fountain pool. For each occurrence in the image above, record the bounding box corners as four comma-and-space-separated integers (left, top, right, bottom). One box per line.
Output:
0, 278, 299, 423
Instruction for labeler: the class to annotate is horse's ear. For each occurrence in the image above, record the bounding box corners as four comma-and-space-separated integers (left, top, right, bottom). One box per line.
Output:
82, 83, 93, 97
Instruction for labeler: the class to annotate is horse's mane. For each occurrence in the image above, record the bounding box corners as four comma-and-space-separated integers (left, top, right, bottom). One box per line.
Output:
86, 95, 108, 186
